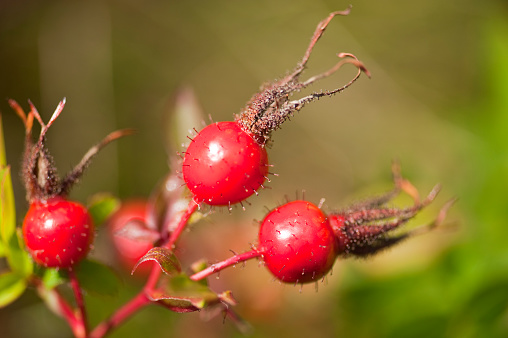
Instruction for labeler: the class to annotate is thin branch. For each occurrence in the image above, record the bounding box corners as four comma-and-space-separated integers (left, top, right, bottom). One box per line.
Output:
190, 250, 261, 281
68, 269, 88, 337
90, 293, 150, 338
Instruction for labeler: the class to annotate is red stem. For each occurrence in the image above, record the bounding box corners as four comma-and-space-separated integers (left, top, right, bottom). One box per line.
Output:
89, 292, 151, 338
34, 278, 85, 338
165, 196, 200, 250
145, 197, 199, 292
189, 249, 261, 281
68, 269, 88, 337
90, 197, 200, 337
56, 291, 85, 338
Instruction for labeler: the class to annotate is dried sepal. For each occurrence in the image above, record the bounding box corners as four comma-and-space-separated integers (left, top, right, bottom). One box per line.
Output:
9, 99, 133, 202
331, 165, 454, 257
236, 8, 370, 144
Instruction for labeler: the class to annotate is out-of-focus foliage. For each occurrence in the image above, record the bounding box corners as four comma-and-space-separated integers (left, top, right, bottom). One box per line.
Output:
1, 0, 507, 337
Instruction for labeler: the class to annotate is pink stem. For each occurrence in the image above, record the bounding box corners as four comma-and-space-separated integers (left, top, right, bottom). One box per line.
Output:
57, 291, 85, 338
68, 269, 88, 337
90, 197, 200, 337
145, 197, 199, 291
165, 196, 200, 250
89, 292, 150, 338
190, 249, 261, 281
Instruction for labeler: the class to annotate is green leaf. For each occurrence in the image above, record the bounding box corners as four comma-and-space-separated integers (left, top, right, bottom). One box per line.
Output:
75, 259, 121, 297
132, 247, 181, 276
0, 271, 27, 308
87, 193, 120, 227
5, 230, 33, 277
0, 165, 16, 249
42, 268, 67, 290
149, 273, 221, 312
0, 114, 17, 263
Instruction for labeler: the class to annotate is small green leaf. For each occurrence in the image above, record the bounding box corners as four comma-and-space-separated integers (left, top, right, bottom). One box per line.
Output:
6, 230, 33, 277
0, 165, 16, 249
0, 271, 27, 308
87, 193, 120, 227
132, 247, 181, 276
149, 273, 221, 311
75, 259, 120, 297
165, 273, 219, 307
0, 114, 17, 264
42, 268, 67, 289
148, 289, 200, 313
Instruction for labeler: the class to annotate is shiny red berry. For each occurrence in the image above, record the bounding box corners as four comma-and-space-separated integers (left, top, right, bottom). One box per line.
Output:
182, 121, 269, 206
258, 200, 337, 284
23, 198, 94, 268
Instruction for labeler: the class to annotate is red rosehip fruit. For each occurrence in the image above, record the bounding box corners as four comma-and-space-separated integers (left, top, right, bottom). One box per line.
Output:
23, 198, 94, 268
107, 200, 155, 274
258, 200, 337, 283
182, 121, 269, 206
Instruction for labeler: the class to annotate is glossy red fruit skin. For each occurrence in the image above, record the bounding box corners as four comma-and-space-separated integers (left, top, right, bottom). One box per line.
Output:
182, 121, 269, 206
258, 200, 337, 283
108, 200, 154, 274
23, 198, 94, 268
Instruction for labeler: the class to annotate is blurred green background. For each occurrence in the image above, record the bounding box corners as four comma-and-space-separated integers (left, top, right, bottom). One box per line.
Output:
1, 0, 508, 337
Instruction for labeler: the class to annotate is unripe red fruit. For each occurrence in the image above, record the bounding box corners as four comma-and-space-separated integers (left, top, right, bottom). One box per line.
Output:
258, 200, 337, 283
182, 121, 269, 206
23, 198, 94, 268
108, 200, 154, 274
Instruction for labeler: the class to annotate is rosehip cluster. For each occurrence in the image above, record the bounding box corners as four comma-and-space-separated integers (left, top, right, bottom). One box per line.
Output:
10, 99, 132, 269
3, 9, 455, 337
174, 9, 453, 287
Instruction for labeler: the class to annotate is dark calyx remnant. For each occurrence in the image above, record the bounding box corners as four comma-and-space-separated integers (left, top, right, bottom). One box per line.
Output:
235, 7, 370, 146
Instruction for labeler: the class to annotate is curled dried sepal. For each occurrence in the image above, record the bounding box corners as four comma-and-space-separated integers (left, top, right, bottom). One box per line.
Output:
8, 99, 134, 202
331, 166, 454, 257
59, 128, 136, 197
236, 8, 370, 145
131, 247, 181, 276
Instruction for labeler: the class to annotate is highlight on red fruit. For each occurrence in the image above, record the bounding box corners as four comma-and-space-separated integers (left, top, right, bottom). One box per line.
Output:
107, 200, 156, 274
182, 121, 269, 206
23, 197, 94, 268
258, 200, 337, 284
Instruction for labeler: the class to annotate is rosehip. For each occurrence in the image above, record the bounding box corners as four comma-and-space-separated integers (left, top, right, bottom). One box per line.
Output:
23, 197, 94, 268
258, 200, 337, 283
9, 99, 132, 269
182, 121, 269, 206
108, 200, 155, 273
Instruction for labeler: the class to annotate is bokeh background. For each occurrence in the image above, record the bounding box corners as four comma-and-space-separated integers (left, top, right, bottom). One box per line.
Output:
1, 0, 508, 337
